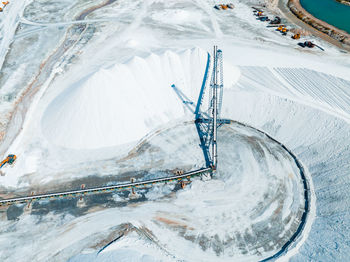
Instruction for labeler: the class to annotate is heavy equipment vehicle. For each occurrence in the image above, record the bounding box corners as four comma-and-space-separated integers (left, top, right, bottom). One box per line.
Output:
270, 16, 281, 24
292, 33, 301, 39
0, 154, 16, 169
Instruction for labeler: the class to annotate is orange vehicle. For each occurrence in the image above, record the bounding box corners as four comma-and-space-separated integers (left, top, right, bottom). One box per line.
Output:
2, 1, 9, 5
0, 7, 3, 12
292, 33, 301, 39
0, 154, 16, 169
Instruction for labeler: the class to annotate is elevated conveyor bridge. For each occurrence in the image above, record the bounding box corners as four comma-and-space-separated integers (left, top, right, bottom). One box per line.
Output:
0, 167, 212, 206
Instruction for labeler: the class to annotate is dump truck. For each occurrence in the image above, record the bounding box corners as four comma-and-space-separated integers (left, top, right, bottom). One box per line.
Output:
0, 154, 16, 169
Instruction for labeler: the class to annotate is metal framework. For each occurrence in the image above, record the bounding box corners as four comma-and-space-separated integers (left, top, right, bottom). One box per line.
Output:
0, 168, 212, 206
195, 46, 228, 170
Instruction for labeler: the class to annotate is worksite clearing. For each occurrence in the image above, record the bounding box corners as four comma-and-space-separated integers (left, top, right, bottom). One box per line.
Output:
252, 6, 325, 50
0, 0, 350, 261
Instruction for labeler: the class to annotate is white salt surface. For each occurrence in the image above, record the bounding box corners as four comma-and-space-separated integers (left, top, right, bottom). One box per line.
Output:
0, 0, 350, 261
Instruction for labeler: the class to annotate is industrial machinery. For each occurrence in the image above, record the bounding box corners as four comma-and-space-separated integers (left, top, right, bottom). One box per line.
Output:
0, 1, 9, 12
270, 16, 281, 24
214, 3, 234, 10
292, 33, 301, 39
277, 26, 288, 35
0, 154, 16, 169
305, 41, 315, 48
195, 46, 228, 170
258, 16, 270, 22
298, 41, 324, 51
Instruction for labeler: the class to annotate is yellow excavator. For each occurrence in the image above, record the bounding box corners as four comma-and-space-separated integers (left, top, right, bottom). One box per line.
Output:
292, 33, 301, 40
0, 154, 16, 169
0, 1, 9, 12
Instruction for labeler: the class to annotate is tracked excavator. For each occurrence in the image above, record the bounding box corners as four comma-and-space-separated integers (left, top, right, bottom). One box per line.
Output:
0, 154, 16, 169
0, 1, 9, 12
292, 33, 301, 39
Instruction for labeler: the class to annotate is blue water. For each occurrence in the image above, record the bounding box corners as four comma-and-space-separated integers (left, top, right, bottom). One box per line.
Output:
300, 0, 350, 33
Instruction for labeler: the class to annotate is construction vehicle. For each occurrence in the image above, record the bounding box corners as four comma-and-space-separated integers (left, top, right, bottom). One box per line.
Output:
0, 154, 16, 169
257, 11, 263, 16
276, 26, 288, 35
0, 1, 9, 12
270, 16, 281, 25
298, 41, 324, 50
214, 4, 234, 10
304, 41, 315, 48
281, 27, 288, 35
258, 16, 270, 22
298, 41, 314, 48
292, 33, 301, 40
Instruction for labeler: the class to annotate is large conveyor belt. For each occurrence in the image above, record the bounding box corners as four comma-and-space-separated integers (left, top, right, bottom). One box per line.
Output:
0, 167, 212, 206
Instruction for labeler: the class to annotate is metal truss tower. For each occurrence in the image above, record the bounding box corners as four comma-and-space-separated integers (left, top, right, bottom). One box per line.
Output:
195, 46, 225, 170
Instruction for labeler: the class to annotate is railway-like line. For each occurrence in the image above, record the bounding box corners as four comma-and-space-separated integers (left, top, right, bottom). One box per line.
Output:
0, 167, 212, 206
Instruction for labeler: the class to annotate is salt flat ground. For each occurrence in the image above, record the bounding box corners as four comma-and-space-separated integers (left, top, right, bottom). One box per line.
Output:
0, 0, 349, 261
0, 120, 306, 261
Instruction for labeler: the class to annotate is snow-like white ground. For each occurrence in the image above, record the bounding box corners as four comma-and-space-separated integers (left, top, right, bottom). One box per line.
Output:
0, 0, 350, 261
0, 120, 307, 261
41, 49, 208, 149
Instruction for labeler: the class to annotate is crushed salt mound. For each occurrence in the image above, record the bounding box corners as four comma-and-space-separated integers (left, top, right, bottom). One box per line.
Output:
41, 48, 240, 149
